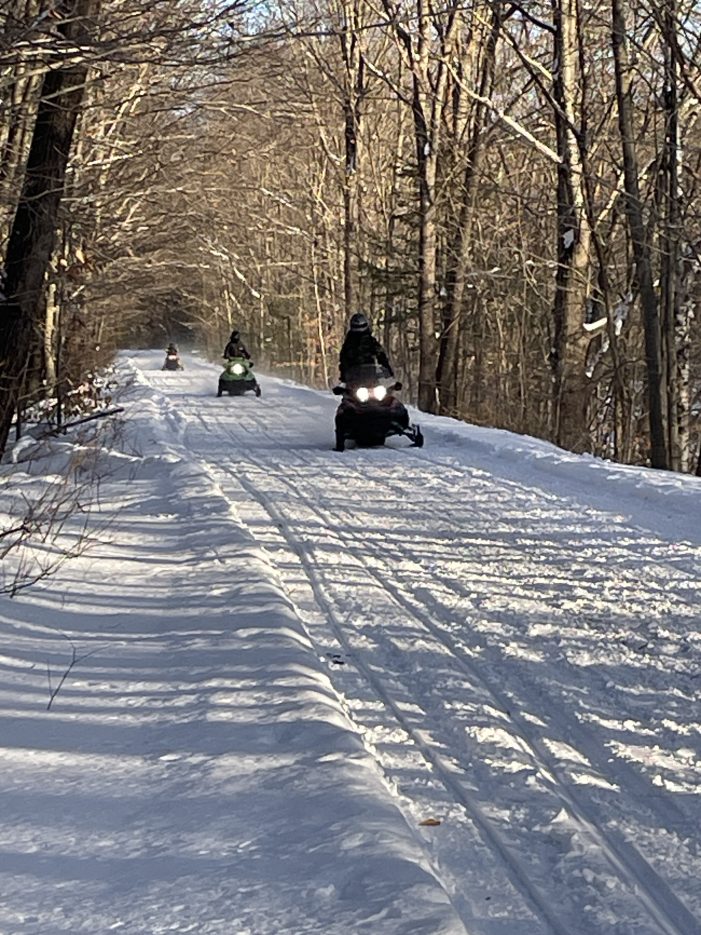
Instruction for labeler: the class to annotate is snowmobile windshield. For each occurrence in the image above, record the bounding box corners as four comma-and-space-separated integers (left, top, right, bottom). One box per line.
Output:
344, 363, 386, 387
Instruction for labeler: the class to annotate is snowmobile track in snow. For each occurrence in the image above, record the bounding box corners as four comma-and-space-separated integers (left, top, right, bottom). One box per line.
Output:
230, 464, 564, 935
224, 441, 699, 935
150, 365, 701, 935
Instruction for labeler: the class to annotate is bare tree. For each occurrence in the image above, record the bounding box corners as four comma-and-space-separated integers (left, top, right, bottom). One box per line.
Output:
610, 0, 668, 468
0, 0, 99, 453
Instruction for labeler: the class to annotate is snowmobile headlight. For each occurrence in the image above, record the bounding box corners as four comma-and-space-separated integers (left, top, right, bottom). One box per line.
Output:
355, 387, 370, 402
373, 385, 387, 401
232, 363, 245, 375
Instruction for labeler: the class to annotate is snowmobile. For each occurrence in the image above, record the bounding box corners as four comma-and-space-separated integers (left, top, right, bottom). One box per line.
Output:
217, 356, 261, 397
162, 350, 183, 371
332, 363, 423, 451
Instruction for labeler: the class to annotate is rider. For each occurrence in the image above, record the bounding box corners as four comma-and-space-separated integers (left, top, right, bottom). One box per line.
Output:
162, 342, 183, 371
223, 329, 251, 360
339, 313, 393, 383
222, 328, 260, 394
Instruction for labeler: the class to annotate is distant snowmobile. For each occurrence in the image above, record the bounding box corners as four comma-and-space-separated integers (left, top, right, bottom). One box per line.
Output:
162, 347, 183, 371
332, 364, 423, 451
217, 357, 261, 397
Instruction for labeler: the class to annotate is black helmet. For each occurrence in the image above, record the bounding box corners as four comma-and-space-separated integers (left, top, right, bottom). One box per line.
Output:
231, 330, 240, 340
349, 313, 370, 333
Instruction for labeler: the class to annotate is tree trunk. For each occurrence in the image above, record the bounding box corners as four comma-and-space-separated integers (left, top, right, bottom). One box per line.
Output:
0, 0, 99, 453
414, 91, 439, 413
382, 0, 461, 412
0, 71, 43, 246
413, 0, 461, 413
659, 0, 688, 471
438, 4, 500, 417
44, 278, 58, 391
340, 0, 364, 319
550, 0, 594, 453
610, 0, 668, 468
382, 104, 405, 369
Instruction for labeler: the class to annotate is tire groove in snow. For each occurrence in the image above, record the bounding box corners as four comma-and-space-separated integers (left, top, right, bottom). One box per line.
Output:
227, 465, 563, 935
228, 447, 698, 935
148, 358, 701, 935
176, 420, 550, 932
186, 431, 581, 932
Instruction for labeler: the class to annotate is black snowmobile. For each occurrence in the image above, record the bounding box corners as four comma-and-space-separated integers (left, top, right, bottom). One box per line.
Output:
332, 364, 423, 452
162, 348, 183, 371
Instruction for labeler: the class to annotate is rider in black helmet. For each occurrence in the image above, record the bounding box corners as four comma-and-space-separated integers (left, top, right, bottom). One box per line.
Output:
223, 329, 251, 360
339, 313, 393, 382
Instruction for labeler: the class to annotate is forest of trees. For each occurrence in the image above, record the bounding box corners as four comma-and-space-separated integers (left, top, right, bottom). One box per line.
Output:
1, 0, 700, 469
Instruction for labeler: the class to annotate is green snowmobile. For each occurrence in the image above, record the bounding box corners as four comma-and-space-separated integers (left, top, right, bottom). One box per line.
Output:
217, 357, 261, 397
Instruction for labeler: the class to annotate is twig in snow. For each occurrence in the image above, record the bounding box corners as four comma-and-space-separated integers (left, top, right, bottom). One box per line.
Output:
46, 636, 105, 710
44, 407, 125, 436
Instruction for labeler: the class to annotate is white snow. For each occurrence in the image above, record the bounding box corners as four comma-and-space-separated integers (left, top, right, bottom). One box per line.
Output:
1, 349, 700, 935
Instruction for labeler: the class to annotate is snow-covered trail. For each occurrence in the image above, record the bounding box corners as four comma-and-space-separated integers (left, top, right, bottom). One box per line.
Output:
140, 351, 701, 935
2, 349, 700, 935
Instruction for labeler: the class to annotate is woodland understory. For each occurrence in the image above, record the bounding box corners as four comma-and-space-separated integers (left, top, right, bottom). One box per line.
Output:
1, 0, 700, 470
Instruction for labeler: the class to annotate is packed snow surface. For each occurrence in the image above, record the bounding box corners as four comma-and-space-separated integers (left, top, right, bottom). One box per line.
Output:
1, 350, 700, 935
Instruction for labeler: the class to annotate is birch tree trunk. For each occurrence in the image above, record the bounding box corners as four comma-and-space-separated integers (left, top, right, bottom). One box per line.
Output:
550, 0, 594, 452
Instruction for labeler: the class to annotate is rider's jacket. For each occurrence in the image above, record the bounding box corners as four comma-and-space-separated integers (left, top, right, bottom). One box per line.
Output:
339, 332, 392, 381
